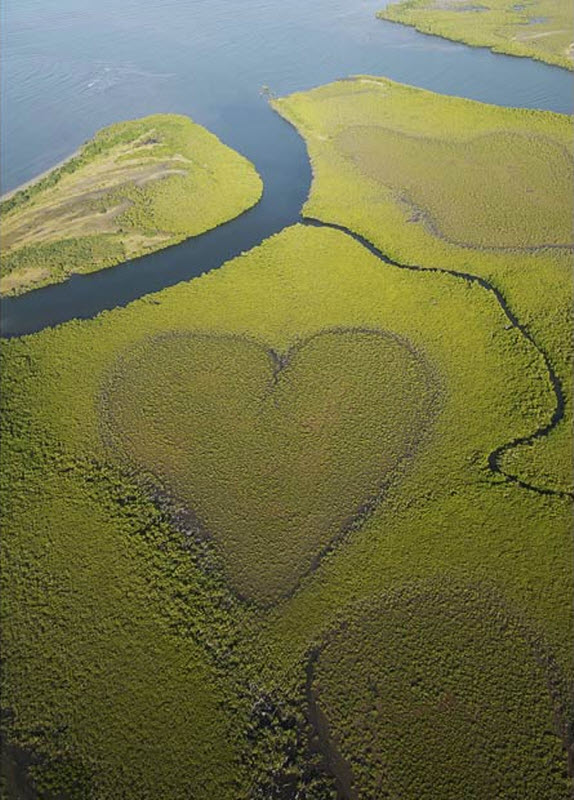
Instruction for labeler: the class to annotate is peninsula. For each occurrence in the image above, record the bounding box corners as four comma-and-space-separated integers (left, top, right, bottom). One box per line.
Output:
0, 114, 262, 295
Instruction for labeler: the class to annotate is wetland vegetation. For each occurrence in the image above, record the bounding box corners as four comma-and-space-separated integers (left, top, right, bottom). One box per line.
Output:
1, 6, 573, 796
2, 223, 572, 796
0, 114, 262, 296
102, 328, 438, 605
273, 76, 574, 495
378, 0, 574, 69
309, 582, 571, 799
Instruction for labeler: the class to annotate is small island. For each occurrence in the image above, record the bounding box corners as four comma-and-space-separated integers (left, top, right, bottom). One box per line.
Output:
0, 114, 262, 295
378, 0, 573, 70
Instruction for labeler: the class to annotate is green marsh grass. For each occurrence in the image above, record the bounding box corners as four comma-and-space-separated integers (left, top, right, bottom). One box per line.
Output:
378, 0, 574, 70
2, 224, 571, 794
334, 126, 572, 248
309, 582, 571, 799
0, 114, 262, 295
101, 328, 438, 604
273, 77, 574, 493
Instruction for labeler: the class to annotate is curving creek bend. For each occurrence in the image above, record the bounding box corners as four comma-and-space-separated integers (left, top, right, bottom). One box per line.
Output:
1, 0, 573, 497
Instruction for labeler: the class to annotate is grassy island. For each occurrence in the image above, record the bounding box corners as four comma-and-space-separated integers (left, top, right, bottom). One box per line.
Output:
0, 114, 262, 295
2, 223, 571, 796
273, 76, 574, 494
378, 0, 573, 69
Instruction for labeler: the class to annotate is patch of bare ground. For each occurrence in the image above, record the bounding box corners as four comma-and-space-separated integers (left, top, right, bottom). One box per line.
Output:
122, 232, 174, 258
0, 266, 50, 294
433, 0, 487, 8
2, 162, 188, 253
1, 125, 192, 255
2, 199, 132, 250
514, 29, 568, 42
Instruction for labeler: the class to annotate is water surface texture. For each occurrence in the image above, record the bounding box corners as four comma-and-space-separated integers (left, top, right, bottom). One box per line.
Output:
1, 0, 572, 335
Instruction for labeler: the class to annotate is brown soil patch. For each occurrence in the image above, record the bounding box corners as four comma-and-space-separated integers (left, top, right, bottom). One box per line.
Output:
0, 266, 49, 294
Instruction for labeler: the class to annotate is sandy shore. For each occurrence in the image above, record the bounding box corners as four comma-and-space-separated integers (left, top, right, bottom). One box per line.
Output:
1, 144, 85, 202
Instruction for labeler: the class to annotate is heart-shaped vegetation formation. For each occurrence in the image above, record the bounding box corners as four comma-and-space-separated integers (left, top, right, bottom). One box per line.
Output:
309, 584, 570, 799
101, 328, 438, 604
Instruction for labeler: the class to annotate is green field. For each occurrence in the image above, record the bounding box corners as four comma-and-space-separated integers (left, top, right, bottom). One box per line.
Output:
0, 114, 262, 295
378, 0, 574, 69
273, 76, 574, 495
2, 223, 571, 796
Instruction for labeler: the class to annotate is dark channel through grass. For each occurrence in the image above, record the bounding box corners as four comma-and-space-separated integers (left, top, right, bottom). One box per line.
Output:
303, 217, 572, 500
1, 195, 569, 503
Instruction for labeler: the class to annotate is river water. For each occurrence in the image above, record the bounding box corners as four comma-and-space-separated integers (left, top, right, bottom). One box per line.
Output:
1, 0, 572, 336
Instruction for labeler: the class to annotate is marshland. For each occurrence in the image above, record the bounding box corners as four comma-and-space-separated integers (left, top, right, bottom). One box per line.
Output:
1, 1, 572, 797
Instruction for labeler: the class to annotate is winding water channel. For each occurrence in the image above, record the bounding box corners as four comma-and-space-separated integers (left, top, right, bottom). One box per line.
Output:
305, 218, 573, 499
1, 0, 572, 336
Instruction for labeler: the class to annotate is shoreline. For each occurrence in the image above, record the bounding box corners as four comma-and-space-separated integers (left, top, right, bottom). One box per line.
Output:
0, 144, 85, 202
376, 13, 574, 72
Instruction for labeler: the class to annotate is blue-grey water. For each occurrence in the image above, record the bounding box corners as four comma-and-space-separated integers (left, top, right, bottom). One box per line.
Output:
1, 0, 572, 336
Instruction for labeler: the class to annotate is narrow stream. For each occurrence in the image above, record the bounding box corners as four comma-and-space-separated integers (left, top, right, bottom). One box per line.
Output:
303, 218, 573, 499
